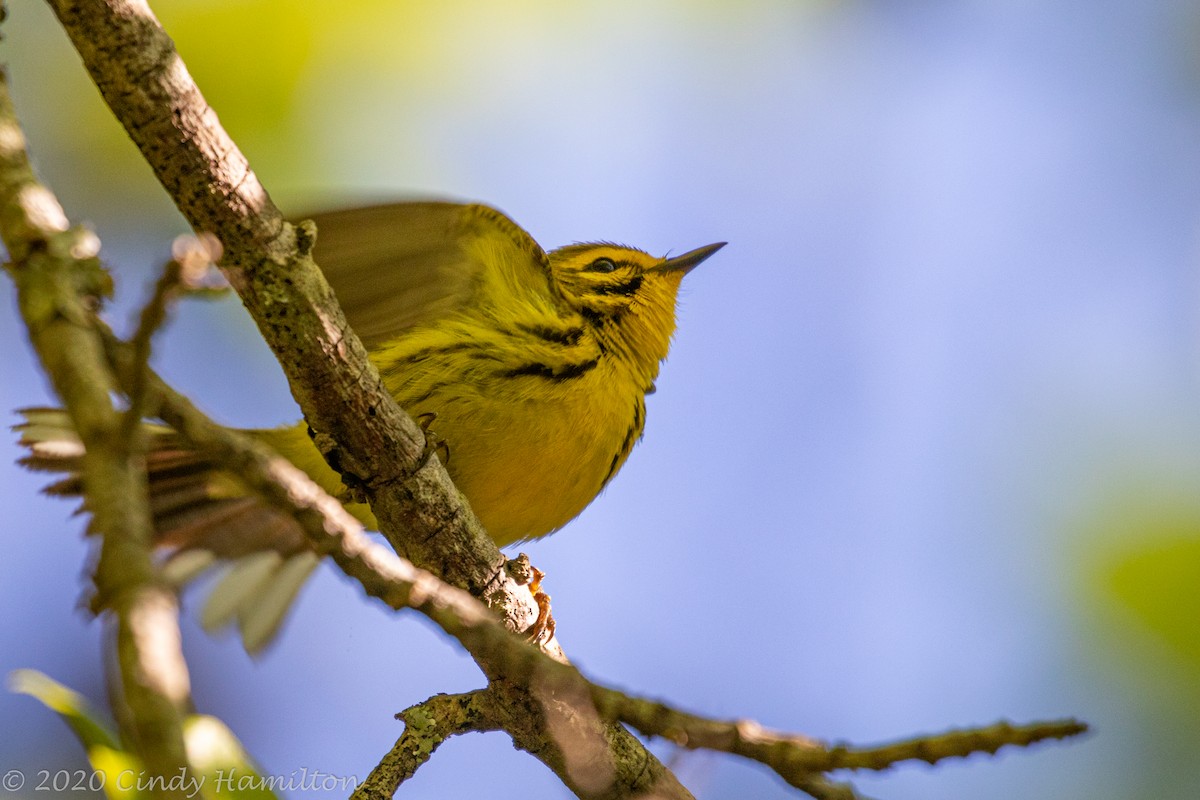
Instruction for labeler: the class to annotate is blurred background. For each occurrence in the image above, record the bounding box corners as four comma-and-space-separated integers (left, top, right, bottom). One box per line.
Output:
3, 1, 1200, 798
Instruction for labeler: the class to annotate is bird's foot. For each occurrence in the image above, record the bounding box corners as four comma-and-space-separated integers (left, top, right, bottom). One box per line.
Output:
506, 554, 556, 645
526, 565, 556, 645
415, 412, 451, 468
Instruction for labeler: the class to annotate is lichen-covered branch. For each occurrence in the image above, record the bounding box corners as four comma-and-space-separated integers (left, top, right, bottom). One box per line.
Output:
0, 65, 192, 798
354, 690, 499, 800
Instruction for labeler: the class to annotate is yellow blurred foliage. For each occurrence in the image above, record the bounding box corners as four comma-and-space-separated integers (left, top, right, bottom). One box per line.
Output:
1081, 485, 1200, 699
1107, 528, 1200, 674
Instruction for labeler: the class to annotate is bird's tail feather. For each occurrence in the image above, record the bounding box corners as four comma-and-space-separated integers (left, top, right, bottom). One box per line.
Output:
14, 407, 319, 652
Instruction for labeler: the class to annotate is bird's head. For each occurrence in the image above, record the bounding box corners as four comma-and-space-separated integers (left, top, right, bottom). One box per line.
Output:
548, 240, 724, 379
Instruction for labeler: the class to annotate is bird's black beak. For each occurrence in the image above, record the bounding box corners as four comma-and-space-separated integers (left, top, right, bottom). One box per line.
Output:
657, 242, 727, 275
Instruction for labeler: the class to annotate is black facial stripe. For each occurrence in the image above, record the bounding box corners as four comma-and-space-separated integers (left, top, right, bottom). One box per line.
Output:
589, 275, 644, 297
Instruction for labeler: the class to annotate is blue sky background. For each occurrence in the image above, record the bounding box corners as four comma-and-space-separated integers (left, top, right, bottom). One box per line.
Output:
3, 2, 1200, 798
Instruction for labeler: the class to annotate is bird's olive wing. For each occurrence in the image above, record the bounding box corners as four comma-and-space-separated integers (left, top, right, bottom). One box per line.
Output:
300, 201, 554, 349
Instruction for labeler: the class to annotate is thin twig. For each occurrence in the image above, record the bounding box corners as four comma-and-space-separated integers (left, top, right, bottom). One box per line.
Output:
121, 232, 223, 439
587, 683, 1087, 789
121, 258, 180, 440
821, 718, 1091, 771
792, 776, 869, 800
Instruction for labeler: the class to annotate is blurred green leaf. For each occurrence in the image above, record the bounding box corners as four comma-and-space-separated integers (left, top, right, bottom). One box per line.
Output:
88, 747, 142, 800
10, 670, 277, 800
184, 715, 277, 800
10, 670, 136, 800
9, 668, 120, 752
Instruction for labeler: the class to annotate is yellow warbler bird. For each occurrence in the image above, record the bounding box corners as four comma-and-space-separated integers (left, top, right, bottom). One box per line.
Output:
18, 201, 723, 648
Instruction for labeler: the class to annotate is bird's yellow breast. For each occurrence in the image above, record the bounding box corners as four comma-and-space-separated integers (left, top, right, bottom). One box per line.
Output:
374, 318, 645, 545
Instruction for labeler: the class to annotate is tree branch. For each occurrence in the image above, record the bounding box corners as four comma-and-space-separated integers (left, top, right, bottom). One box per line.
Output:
42, 1, 697, 794
99, 335, 693, 797
355, 690, 500, 800
45, 0, 515, 603
99, 335, 1089, 798
22, 3, 1090, 798
0, 64, 192, 798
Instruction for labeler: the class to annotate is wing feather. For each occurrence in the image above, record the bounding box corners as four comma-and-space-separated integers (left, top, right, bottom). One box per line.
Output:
300, 202, 554, 348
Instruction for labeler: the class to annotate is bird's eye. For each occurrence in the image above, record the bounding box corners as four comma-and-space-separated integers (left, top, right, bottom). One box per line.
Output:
587, 258, 617, 273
